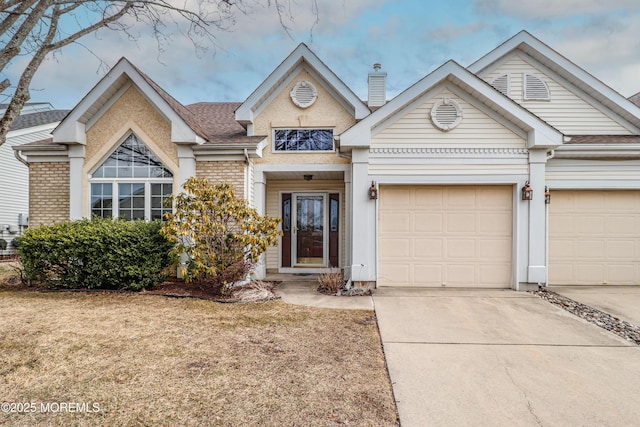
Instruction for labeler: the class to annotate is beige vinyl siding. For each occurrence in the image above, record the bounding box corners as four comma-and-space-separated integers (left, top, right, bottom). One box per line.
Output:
265, 180, 345, 271
1, 129, 55, 231
546, 159, 640, 181
484, 55, 631, 135
371, 88, 526, 148
549, 190, 640, 285
378, 185, 513, 288
369, 161, 529, 176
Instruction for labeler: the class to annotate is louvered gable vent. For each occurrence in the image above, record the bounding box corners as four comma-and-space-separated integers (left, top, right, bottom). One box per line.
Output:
430, 98, 463, 131
290, 81, 318, 108
490, 74, 510, 96
523, 73, 550, 101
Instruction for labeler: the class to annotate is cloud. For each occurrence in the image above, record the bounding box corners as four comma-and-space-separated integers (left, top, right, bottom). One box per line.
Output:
474, 0, 640, 20
427, 23, 488, 41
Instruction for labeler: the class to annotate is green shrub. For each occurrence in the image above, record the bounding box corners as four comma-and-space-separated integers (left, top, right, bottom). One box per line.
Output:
11, 235, 21, 249
19, 218, 173, 290
0, 238, 6, 251
161, 177, 281, 294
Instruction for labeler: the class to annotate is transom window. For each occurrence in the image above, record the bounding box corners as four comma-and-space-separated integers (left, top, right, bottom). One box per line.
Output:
90, 134, 173, 221
274, 129, 334, 152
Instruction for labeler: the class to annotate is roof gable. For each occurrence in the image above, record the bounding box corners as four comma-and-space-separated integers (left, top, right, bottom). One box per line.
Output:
53, 58, 207, 145
235, 43, 370, 127
340, 60, 563, 149
469, 30, 640, 133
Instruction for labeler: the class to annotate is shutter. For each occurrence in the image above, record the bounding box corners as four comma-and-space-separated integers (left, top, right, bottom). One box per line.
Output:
524, 73, 551, 100
281, 193, 292, 267
329, 193, 339, 267
490, 74, 510, 96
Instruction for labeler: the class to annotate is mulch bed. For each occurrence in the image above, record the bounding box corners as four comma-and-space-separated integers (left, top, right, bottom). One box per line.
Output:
145, 279, 281, 303
0, 270, 281, 304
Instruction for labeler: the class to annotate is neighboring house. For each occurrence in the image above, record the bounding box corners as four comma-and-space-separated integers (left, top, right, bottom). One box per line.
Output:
0, 103, 69, 253
16, 31, 640, 289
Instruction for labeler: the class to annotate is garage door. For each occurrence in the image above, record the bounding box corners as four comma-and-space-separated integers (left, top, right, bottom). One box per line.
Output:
549, 190, 640, 285
378, 186, 513, 288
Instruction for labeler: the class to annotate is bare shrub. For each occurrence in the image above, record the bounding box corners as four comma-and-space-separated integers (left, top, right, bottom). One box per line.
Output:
317, 269, 346, 295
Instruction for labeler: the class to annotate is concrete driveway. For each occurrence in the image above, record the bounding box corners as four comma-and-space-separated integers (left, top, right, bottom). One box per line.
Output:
549, 286, 640, 327
373, 288, 640, 427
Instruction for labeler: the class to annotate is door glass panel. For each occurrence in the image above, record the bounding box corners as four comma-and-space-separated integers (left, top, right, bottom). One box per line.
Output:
296, 195, 324, 265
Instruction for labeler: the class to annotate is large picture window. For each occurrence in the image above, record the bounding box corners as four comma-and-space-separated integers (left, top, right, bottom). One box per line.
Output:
274, 129, 333, 152
90, 134, 173, 220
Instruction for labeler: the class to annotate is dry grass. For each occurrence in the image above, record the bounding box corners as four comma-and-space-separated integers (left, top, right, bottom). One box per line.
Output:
0, 277, 398, 426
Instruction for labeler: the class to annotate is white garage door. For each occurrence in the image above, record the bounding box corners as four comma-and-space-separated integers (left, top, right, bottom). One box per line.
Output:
549, 190, 640, 285
378, 186, 513, 288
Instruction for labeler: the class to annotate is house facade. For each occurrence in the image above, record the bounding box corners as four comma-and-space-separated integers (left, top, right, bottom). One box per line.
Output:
16, 31, 640, 289
1, 103, 69, 253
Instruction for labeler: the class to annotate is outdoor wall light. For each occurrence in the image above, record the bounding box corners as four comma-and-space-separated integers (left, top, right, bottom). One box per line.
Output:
521, 181, 533, 201
545, 186, 551, 204
368, 181, 378, 200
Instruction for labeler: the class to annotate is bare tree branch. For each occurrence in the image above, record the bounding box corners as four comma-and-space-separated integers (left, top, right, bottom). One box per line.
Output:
0, 0, 50, 71
0, 0, 317, 146
0, 0, 38, 37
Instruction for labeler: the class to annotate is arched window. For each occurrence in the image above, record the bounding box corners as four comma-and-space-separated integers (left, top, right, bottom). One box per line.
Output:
90, 133, 173, 220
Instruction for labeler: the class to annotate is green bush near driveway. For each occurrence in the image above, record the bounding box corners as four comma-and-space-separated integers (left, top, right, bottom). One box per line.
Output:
18, 217, 173, 290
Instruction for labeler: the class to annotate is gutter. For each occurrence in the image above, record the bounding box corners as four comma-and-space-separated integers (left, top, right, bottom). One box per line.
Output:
244, 148, 251, 204
14, 149, 29, 166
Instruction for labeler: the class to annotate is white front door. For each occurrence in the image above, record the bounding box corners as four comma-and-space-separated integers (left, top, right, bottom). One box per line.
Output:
292, 193, 327, 267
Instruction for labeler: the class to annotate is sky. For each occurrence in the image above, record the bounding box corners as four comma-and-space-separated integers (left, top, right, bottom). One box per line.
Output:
6, 0, 640, 110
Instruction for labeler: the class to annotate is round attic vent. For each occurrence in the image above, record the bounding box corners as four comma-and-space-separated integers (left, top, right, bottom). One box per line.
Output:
431, 98, 463, 131
290, 81, 318, 108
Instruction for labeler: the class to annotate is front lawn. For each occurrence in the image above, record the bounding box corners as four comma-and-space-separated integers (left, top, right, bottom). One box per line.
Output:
0, 279, 397, 426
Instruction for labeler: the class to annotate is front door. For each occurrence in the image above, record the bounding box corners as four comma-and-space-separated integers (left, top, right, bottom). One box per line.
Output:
293, 194, 326, 267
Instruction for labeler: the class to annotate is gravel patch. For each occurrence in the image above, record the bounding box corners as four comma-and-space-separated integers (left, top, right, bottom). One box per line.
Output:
532, 288, 640, 345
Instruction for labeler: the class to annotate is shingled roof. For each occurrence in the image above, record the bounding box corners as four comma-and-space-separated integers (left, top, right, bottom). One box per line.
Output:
187, 102, 265, 145
10, 109, 69, 131
630, 92, 640, 108
565, 135, 640, 144
132, 65, 210, 141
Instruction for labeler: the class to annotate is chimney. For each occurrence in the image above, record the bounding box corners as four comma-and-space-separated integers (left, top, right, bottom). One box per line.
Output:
368, 63, 387, 108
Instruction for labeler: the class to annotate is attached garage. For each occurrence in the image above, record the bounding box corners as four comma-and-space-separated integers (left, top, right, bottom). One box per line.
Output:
378, 185, 513, 288
549, 190, 640, 285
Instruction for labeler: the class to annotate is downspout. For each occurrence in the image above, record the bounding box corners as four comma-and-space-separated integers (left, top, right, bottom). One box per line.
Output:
243, 148, 250, 205
14, 149, 29, 167
544, 149, 556, 288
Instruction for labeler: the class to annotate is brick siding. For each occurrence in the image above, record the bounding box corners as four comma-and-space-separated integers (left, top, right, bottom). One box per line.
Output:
29, 162, 70, 227
196, 161, 246, 199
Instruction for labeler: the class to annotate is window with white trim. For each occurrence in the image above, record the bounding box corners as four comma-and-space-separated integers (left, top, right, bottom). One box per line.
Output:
90, 133, 173, 220
273, 129, 334, 152
523, 73, 551, 101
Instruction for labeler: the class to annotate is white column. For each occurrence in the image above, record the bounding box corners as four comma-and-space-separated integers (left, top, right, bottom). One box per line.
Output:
177, 145, 196, 188
253, 170, 267, 279
349, 148, 376, 284
343, 168, 352, 269
68, 144, 85, 220
527, 149, 547, 284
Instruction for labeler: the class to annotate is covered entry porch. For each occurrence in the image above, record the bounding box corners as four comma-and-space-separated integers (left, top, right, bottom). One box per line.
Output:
253, 165, 350, 277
